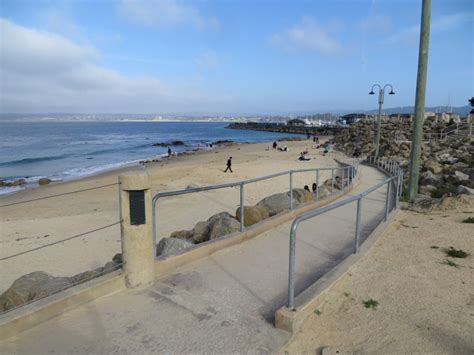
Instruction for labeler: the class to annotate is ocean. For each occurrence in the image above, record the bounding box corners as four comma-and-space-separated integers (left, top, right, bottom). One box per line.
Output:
0, 121, 300, 195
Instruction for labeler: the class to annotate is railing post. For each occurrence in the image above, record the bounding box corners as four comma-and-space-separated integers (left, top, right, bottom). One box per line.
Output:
331, 168, 334, 194
289, 171, 294, 210
152, 198, 157, 258
316, 169, 319, 201
354, 197, 362, 254
288, 223, 297, 310
240, 182, 245, 232
385, 181, 391, 221
395, 174, 400, 209
119, 171, 155, 288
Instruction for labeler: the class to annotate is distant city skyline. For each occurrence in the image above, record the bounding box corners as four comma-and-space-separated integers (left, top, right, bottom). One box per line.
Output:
1, 0, 472, 114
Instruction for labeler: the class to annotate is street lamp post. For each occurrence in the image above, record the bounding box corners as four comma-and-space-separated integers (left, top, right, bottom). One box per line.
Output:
369, 84, 395, 157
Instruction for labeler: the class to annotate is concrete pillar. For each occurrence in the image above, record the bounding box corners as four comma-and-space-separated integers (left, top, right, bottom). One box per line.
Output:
119, 171, 155, 288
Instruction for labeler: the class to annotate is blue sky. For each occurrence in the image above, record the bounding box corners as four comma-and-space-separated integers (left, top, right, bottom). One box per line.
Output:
1, 0, 472, 114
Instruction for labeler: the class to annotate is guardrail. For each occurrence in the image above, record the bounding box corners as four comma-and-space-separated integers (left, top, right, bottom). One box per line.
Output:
286, 156, 403, 310
152, 154, 360, 257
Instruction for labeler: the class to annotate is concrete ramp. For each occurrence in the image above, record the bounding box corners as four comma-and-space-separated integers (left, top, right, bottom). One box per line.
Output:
0, 166, 390, 354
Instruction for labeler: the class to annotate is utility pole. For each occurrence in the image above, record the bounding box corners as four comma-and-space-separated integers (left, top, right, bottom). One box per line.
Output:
407, 0, 431, 201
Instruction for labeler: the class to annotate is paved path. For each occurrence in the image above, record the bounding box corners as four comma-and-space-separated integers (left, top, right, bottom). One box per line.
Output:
1, 166, 391, 354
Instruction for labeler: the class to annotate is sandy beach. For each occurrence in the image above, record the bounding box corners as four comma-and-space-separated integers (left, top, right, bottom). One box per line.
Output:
0, 138, 337, 293
284, 207, 474, 353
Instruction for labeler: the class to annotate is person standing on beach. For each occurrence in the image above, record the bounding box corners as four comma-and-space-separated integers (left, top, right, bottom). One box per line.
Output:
224, 157, 233, 173
167, 147, 172, 157
273, 141, 277, 150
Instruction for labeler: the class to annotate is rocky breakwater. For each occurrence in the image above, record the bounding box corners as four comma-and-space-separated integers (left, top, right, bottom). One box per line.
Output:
333, 119, 474, 199
226, 122, 342, 136
156, 188, 317, 257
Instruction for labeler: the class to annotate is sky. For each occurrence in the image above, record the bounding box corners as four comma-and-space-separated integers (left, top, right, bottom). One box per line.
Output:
0, 0, 473, 115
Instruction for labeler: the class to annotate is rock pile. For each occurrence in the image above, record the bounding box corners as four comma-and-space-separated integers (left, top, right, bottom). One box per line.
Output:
333, 119, 473, 198
0, 253, 122, 312
158, 188, 314, 257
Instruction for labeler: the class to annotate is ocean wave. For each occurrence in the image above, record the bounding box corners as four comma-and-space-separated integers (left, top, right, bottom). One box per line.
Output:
0, 155, 69, 167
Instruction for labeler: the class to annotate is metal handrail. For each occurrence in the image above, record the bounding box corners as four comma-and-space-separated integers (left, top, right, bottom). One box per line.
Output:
152, 154, 360, 257
286, 156, 403, 309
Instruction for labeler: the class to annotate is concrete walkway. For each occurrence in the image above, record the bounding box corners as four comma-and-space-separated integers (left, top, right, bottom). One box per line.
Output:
0, 166, 391, 354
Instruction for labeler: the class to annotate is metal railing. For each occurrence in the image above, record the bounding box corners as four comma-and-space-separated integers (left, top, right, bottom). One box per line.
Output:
152, 155, 360, 257
286, 156, 403, 310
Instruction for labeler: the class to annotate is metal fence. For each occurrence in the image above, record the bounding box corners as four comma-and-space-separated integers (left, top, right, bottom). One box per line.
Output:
152, 154, 360, 257
286, 156, 403, 309
0, 183, 121, 314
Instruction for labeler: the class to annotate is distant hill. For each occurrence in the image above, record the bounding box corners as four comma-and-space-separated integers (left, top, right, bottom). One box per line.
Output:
364, 105, 471, 116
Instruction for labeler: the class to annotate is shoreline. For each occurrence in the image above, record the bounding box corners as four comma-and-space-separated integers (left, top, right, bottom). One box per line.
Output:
0, 142, 237, 198
0, 137, 335, 292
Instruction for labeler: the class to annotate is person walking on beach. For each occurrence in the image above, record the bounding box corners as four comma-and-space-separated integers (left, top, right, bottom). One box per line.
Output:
167, 147, 172, 157
273, 141, 277, 150
224, 157, 233, 173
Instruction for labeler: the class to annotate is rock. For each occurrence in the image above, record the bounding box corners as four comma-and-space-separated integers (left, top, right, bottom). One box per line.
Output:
192, 221, 209, 243
323, 178, 343, 190
156, 238, 194, 257
256, 192, 291, 216
235, 205, 269, 227
169, 230, 194, 241
419, 171, 442, 186
206, 212, 240, 240
451, 162, 469, 170
419, 185, 436, 195
70, 269, 103, 284
291, 188, 315, 203
317, 186, 332, 199
437, 195, 474, 211
454, 171, 469, 181
303, 190, 313, 202
112, 253, 122, 264
153, 140, 185, 147
0, 271, 72, 312
38, 178, 51, 186
438, 153, 458, 164
212, 140, 235, 146
424, 159, 443, 174
457, 185, 474, 195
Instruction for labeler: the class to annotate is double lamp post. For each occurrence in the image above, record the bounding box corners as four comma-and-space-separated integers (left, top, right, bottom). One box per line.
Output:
369, 84, 395, 158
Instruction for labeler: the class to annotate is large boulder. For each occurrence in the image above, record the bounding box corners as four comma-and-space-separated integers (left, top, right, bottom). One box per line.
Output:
291, 189, 307, 204
236, 205, 269, 227
206, 212, 240, 240
169, 230, 194, 241
424, 159, 443, 174
419, 171, 442, 186
191, 212, 240, 243
156, 238, 194, 257
317, 186, 332, 199
256, 192, 291, 216
38, 178, 51, 186
457, 185, 474, 195
0, 271, 72, 312
192, 221, 210, 243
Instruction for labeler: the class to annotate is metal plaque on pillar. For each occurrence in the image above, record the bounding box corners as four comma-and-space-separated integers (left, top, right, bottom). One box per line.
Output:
129, 190, 145, 225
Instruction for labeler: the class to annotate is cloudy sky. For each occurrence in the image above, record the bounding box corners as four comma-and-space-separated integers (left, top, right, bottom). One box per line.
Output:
1, 0, 472, 114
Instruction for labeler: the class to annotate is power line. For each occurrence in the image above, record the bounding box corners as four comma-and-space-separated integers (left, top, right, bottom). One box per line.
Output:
0, 183, 119, 207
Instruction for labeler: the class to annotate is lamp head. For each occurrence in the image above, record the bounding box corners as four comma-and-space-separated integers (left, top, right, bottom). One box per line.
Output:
388, 90, 395, 95
369, 90, 375, 95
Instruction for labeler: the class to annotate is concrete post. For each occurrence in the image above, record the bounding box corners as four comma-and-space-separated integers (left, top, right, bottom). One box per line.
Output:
119, 171, 155, 288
